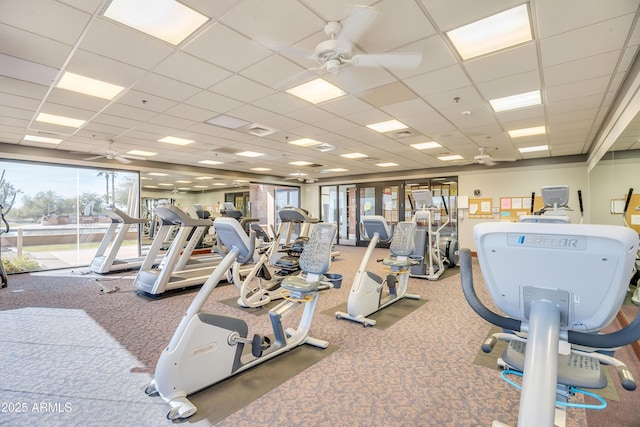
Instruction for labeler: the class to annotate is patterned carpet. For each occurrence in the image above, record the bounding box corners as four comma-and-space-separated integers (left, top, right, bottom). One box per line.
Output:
1, 244, 639, 426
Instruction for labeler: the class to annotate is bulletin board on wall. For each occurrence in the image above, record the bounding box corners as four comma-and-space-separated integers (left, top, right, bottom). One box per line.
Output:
499, 195, 544, 222
624, 193, 640, 233
468, 198, 494, 219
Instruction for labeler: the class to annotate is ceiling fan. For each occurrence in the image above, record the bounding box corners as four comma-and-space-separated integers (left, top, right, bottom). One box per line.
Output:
260, 5, 422, 85
84, 141, 146, 164
473, 147, 517, 167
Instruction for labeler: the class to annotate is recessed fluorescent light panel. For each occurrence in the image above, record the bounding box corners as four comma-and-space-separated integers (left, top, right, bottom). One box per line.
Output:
438, 154, 464, 161
518, 145, 548, 153
321, 168, 348, 173
288, 138, 321, 147
195, 176, 213, 180
340, 153, 368, 159
35, 112, 85, 128
236, 151, 264, 157
251, 167, 271, 171
366, 120, 408, 133
489, 90, 541, 112
206, 115, 250, 129
149, 172, 168, 176
175, 180, 192, 183
447, 4, 532, 60
103, 0, 209, 45
377, 162, 398, 167
410, 141, 441, 150
23, 135, 62, 144
198, 160, 223, 165
158, 136, 194, 145
508, 126, 546, 138
289, 161, 313, 166
56, 72, 124, 100
286, 78, 346, 104
128, 150, 156, 156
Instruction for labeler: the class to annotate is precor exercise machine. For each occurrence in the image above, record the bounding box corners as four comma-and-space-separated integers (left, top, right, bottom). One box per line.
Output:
229, 224, 290, 308
134, 202, 222, 297
461, 222, 640, 427
409, 189, 457, 280
145, 218, 342, 420
519, 185, 583, 224
0, 204, 9, 288
335, 216, 420, 326
89, 205, 156, 274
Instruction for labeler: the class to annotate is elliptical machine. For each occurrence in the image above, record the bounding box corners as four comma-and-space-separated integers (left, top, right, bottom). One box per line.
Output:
409, 189, 458, 280
335, 216, 420, 326
461, 222, 640, 427
145, 217, 342, 420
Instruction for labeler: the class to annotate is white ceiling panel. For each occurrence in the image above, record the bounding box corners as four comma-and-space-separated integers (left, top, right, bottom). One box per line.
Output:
210, 75, 274, 103
152, 51, 233, 89
0, 24, 72, 68
540, 15, 636, 67
404, 64, 471, 98
183, 23, 272, 73
79, 18, 174, 70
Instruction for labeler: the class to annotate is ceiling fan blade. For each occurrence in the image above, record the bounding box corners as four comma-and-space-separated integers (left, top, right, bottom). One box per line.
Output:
335, 5, 379, 52
483, 159, 497, 167
84, 155, 105, 161
122, 154, 146, 161
351, 52, 423, 69
114, 155, 132, 164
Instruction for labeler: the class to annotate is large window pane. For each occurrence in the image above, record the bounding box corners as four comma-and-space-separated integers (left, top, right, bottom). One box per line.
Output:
0, 160, 140, 273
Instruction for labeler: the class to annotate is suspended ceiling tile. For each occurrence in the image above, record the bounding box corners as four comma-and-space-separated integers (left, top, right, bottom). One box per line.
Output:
357, 0, 436, 52
545, 75, 610, 103
79, 18, 174, 70
184, 90, 244, 114
0, 0, 91, 45
183, 22, 272, 73
240, 54, 309, 90
103, 103, 158, 122
464, 43, 538, 84
476, 70, 541, 100
0, 23, 72, 68
319, 94, 380, 117
380, 98, 437, 119
359, 81, 418, 108
218, 0, 323, 45
535, 0, 640, 38
404, 64, 471, 98
133, 73, 202, 103
0, 92, 42, 112
540, 15, 635, 67
422, 85, 484, 111
287, 106, 337, 125
46, 88, 110, 112
0, 76, 49, 99
164, 103, 217, 123
253, 92, 312, 115
151, 51, 234, 89
209, 75, 274, 103
543, 51, 621, 88
116, 90, 178, 114
66, 49, 147, 88
392, 35, 458, 80
224, 104, 280, 124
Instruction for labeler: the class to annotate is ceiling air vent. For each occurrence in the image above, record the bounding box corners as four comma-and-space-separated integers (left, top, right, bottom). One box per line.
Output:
309, 142, 336, 152
392, 130, 414, 139
244, 123, 277, 137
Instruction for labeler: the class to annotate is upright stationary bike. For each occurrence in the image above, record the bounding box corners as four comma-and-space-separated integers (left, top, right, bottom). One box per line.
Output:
145, 217, 342, 420
335, 217, 420, 326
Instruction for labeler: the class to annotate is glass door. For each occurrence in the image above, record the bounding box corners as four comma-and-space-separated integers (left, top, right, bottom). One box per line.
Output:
355, 181, 403, 245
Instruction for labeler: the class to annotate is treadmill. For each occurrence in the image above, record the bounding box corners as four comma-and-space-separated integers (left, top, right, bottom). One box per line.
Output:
134, 202, 222, 296
90, 205, 166, 274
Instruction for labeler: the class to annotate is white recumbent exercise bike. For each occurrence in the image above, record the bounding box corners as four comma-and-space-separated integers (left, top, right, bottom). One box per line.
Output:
145, 217, 342, 420
461, 221, 640, 427
335, 217, 420, 326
